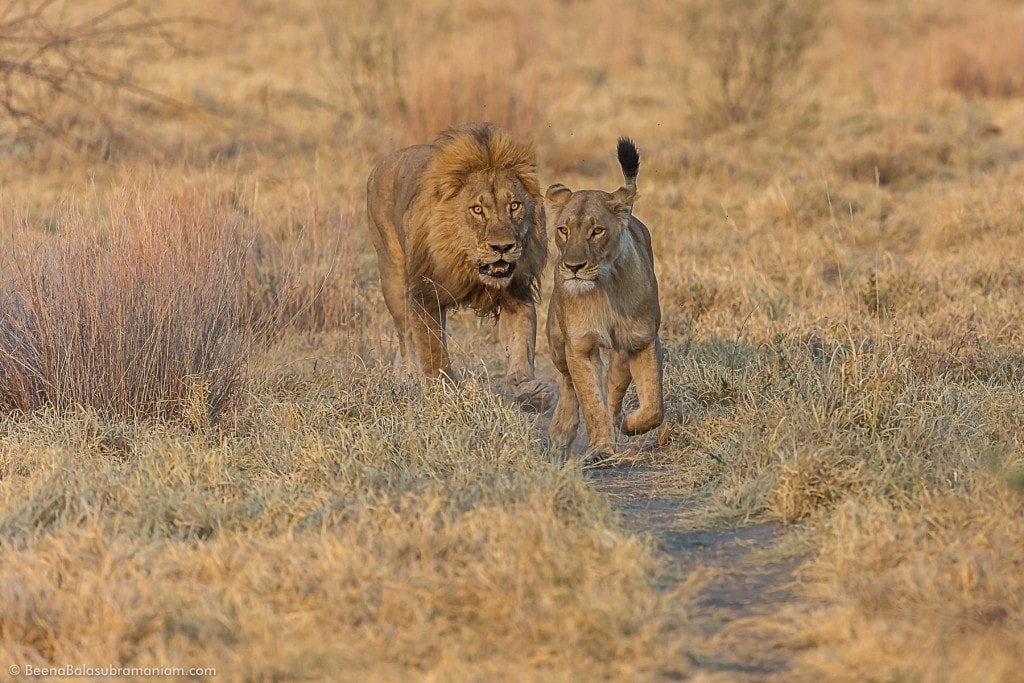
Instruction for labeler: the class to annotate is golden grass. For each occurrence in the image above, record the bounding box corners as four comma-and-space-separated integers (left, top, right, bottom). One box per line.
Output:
0, 370, 690, 679
1, 0, 1024, 679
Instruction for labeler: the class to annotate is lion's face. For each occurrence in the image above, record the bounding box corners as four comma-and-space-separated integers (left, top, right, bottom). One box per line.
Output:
455, 169, 536, 288
547, 188, 633, 295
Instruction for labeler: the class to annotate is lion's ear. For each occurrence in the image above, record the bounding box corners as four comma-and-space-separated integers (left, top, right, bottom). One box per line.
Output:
609, 184, 637, 219
545, 184, 572, 208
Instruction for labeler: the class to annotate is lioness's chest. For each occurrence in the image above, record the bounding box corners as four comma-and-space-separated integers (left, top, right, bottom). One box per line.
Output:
563, 289, 656, 353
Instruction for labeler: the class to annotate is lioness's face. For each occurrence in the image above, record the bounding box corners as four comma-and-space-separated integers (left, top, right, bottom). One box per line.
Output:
457, 170, 534, 288
549, 191, 626, 295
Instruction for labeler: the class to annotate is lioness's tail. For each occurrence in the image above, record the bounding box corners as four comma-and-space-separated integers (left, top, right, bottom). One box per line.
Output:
617, 137, 640, 189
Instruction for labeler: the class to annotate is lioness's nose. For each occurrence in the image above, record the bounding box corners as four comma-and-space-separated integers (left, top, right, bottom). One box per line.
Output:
489, 241, 515, 255
564, 260, 587, 274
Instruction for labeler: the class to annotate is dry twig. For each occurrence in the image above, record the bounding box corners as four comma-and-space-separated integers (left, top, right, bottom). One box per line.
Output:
0, 0, 201, 153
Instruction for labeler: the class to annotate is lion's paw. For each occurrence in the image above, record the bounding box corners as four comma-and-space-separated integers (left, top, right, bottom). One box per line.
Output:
512, 377, 555, 414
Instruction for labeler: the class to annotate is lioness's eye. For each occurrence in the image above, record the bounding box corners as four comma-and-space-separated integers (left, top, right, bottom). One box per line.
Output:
470, 206, 484, 215
592, 227, 605, 237
509, 201, 522, 212
558, 226, 568, 236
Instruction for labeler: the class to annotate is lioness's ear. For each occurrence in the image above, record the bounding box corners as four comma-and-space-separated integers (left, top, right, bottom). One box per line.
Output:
609, 185, 637, 219
545, 183, 572, 207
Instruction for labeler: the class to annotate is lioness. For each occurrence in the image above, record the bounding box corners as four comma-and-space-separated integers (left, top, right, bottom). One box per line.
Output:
366, 123, 549, 406
545, 138, 664, 464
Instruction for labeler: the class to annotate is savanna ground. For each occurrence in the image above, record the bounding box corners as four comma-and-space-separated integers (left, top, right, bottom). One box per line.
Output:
1, 0, 1023, 680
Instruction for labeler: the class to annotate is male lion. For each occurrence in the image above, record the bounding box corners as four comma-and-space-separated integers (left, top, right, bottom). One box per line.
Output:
545, 138, 664, 465
366, 123, 549, 406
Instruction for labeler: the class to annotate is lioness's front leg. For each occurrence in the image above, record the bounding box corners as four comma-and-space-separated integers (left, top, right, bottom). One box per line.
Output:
549, 368, 580, 459
566, 346, 614, 459
408, 296, 455, 380
607, 350, 633, 431
621, 337, 664, 436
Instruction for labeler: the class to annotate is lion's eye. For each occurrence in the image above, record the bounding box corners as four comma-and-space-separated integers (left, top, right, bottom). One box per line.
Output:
592, 227, 605, 237
509, 201, 522, 212
470, 206, 484, 216
558, 226, 569, 237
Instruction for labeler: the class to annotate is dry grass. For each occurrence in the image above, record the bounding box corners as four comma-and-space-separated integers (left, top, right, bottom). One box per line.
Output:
0, 370, 689, 679
1, 0, 1024, 679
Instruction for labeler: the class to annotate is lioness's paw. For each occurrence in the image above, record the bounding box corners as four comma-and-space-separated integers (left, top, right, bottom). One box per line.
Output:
513, 377, 555, 414
582, 450, 614, 469
622, 409, 664, 436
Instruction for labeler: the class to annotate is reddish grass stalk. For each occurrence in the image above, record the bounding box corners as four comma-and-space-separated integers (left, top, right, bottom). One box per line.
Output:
0, 190, 249, 421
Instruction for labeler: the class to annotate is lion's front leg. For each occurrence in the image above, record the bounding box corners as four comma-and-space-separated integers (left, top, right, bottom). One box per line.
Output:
501, 300, 553, 412
621, 336, 664, 436
408, 296, 455, 381
369, 236, 415, 376
566, 346, 614, 464
501, 300, 536, 382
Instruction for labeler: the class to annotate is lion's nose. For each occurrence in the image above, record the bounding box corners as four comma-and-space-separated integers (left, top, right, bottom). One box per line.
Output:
489, 241, 515, 255
564, 260, 587, 274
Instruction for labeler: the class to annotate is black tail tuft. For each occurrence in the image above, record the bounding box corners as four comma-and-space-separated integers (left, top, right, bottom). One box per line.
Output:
616, 137, 640, 181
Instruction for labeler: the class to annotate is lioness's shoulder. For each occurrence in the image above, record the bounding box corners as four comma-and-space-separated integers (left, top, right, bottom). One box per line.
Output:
626, 215, 654, 260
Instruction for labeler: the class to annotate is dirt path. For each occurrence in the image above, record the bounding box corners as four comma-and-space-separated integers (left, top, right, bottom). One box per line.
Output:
588, 465, 803, 681
487, 342, 804, 678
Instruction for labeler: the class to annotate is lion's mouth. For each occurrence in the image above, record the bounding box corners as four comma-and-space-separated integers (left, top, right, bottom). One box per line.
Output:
478, 260, 516, 279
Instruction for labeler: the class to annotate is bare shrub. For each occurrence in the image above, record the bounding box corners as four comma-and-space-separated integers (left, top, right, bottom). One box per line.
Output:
683, 0, 824, 128
399, 57, 542, 145
0, 190, 250, 422
941, 21, 1024, 98
315, 2, 542, 144
0, 0, 193, 155
315, 0, 407, 123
